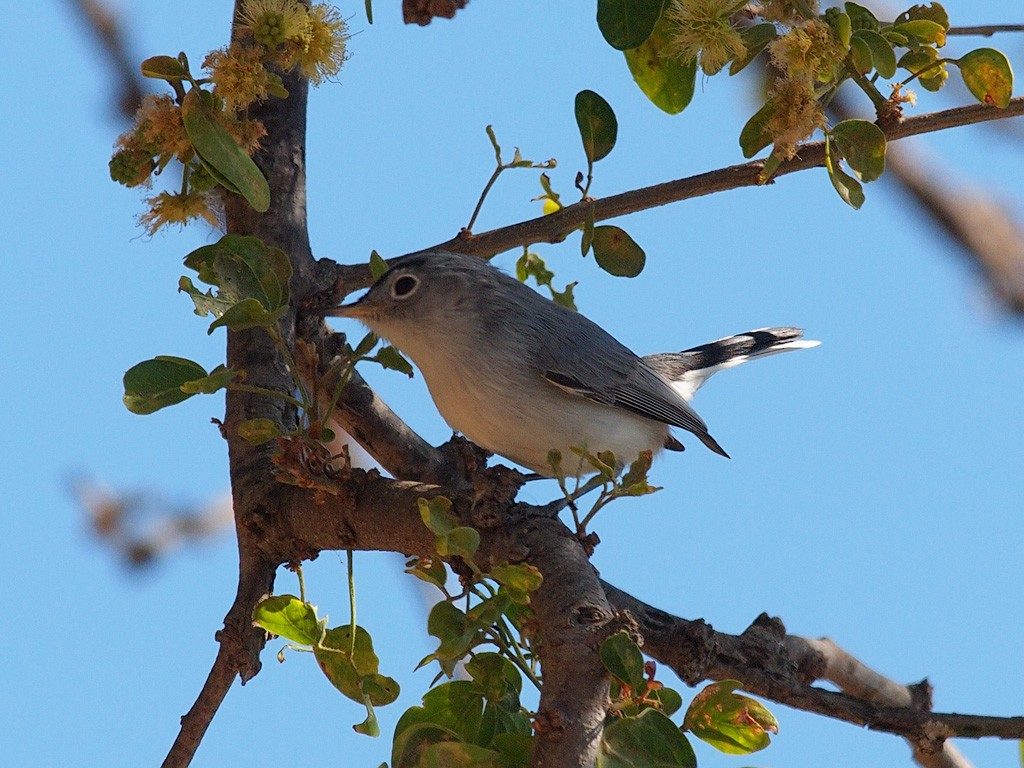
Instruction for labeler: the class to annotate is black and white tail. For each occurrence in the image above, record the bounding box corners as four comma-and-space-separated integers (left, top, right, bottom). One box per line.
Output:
644, 327, 820, 403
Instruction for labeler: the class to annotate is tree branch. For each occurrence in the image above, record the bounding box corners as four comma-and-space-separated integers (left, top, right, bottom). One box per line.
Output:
601, 582, 1024, 757
323, 97, 1024, 297
439, 98, 1024, 260
947, 24, 1024, 36
828, 95, 1024, 312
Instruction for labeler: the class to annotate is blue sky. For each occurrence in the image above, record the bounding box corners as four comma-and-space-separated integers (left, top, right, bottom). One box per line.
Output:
2, 2, 1022, 767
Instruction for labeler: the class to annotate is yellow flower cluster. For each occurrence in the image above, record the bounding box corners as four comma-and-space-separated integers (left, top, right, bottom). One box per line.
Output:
237, 0, 349, 85
763, 19, 845, 158
110, 0, 349, 234
664, 0, 746, 76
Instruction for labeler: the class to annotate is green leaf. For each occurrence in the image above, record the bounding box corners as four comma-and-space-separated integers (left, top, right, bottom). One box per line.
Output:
394, 681, 484, 751
892, 19, 946, 46
361, 673, 401, 706
591, 225, 645, 277
825, 136, 865, 209
851, 29, 896, 78
438, 526, 480, 560
418, 496, 457, 537
601, 632, 647, 692
178, 364, 237, 394
824, 10, 852, 48
848, 35, 873, 74
844, 1, 880, 32
625, 12, 697, 114
830, 119, 886, 182
237, 417, 283, 444
123, 356, 207, 415
426, 601, 476, 663
490, 733, 533, 768
551, 281, 578, 312
599, 708, 697, 768
895, 3, 949, 31
405, 556, 448, 590
738, 100, 776, 159
465, 652, 524, 703
898, 46, 948, 91
683, 680, 777, 755
351, 331, 380, 358
253, 594, 323, 646
581, 205, 596, 256
180, 87, 270, 211
648, 687, 683, 717
729, 23, 778, 76
575, 90, 618, 164
140, 55, 187, 81
183, 235, 292, 311
957, 48, 1014, 108
490, 563, 543, 603
596, 0, 665, 50
178, 275, 233, 318
420, 742, 503, 768
375, 345, 414, 377
620, 450, 653, 491
315, 625, 400, 706
353, 696, 380, 737
369, 250, 389, 280
393, 722, 467, 768
208, 298, 286, 334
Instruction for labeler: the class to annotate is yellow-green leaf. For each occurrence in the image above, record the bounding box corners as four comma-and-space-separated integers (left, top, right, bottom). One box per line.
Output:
253, 594, 323, 646
957, 48, 1014, 108
140, 55, 187, 81
625, 12, 697, 114
591, 225, 645, 277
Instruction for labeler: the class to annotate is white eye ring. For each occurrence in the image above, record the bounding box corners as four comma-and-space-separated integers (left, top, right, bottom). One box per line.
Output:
391, 274, 420, 299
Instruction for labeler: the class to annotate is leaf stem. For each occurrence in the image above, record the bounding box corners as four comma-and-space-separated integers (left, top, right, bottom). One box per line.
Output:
296, 564, 307, 603
347, 549, 357, 658
226, 383, 305, 409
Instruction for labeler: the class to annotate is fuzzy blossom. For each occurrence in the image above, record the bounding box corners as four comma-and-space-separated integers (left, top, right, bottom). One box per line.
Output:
109, 133, 156, 188
890, 84, 918, 106
766, 77, 826, 159
134, 94, 193, 161
139, 190, 222, 235
758, 0, 818, 24
220, 114, 268, 154
664, 0, 747, 75
768, 20, 846, 84
204, 44, 278, 112
236, 0, 308, 48
294, 3, 349, 84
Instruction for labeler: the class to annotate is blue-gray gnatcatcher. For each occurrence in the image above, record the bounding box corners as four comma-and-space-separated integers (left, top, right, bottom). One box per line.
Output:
327, 251, 818, 476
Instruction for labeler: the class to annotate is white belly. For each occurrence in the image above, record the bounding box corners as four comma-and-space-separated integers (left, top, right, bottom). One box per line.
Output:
422, 361, 668, 476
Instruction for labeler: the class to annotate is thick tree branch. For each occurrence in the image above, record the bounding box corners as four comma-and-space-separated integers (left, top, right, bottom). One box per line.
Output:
601, 582, 1024, 755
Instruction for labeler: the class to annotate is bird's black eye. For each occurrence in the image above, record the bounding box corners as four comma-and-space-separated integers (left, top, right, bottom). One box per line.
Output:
391, 274, 419, 299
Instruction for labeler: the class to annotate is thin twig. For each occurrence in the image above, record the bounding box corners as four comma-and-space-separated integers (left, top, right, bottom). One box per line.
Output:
329, 97, 1024, 295
947, 24, 1024, 36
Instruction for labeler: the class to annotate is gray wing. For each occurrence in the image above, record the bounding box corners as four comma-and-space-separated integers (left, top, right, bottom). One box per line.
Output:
529, 303, 729, 458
